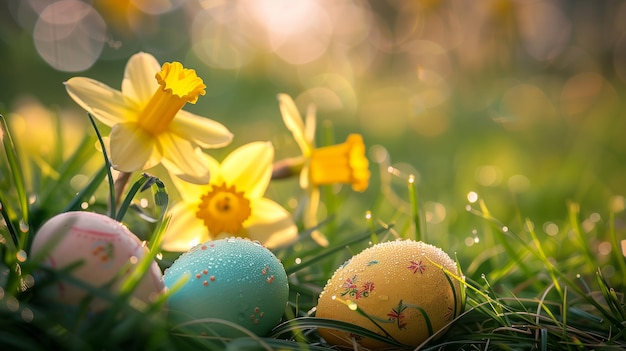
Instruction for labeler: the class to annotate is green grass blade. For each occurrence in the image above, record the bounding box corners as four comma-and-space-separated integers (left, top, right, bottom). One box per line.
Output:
225, 337, 329, 351
0, 114, 29, 247
568, 202, 596, 271
115, 174, 151, 222
0, 192, 19, 249
526, 218, 563, 296
407, 174, 422, 242
63, 165, 107, 212
271, 317, 406, 347
608, 211, 626, 287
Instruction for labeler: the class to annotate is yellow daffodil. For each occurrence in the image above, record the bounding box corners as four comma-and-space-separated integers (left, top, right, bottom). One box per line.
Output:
161, 142, 297, 251
276, 93, 370, 246
65, 52, 233, 184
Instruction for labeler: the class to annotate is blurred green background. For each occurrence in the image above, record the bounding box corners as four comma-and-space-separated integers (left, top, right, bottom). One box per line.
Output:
1, 0, 625, 273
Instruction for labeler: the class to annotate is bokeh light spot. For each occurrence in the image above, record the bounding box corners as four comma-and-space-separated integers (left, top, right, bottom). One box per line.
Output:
560, 72, 605, 117
598, 241, 612, 256
425, 201, 446, 224
495, 83, 556, 130
543, 222, 559, 236
610, 196, 626, 213
507, 175, 530, 194
517, 1, 570, 61
467, 191, 478, 203
33, 0, 106, 72
475, 165, 502, 187
191, 7, 253, 70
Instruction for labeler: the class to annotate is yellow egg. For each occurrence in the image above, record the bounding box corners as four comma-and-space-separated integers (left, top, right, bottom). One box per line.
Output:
316, 240, 464, 349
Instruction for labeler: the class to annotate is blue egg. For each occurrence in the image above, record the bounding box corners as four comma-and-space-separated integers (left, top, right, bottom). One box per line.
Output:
164, 237, 289, 338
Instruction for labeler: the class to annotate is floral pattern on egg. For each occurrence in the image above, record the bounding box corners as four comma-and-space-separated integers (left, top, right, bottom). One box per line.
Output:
316, 240, 464, 349
340, 275, 375, 299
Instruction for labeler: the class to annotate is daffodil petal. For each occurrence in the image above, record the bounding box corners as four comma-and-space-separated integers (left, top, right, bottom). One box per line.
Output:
171, 110, 233, 148
299, 162, 310, 189
304, 104, 317, 147
244, 198, 298, 248
304, 186, 329, 247
170, 153, 220, 202
221, 141, 273, 199
159, 132, 212, 184
121, 52, 161, 103
65, 77, 132, 126
277, 93, 311, 155
109, 123, 160, 172
303, 186, 320, 229
311, 230, 329, 247
161, 202, 209, 252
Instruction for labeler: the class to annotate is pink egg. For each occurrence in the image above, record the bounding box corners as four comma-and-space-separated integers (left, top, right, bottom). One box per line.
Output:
30, 211, 165, 312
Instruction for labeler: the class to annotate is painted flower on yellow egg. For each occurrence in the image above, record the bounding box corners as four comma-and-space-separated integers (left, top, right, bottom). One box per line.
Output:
387, 300, 409, 330
64, 52, 233, 183
161, 142, 298, 251
276, 93, 370, 246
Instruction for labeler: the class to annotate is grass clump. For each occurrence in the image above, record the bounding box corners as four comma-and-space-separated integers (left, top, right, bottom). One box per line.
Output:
0, 109, 625, 351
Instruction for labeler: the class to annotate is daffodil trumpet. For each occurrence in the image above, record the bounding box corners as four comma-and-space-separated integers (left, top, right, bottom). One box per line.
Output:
309, 134, 369, 191
271, 134, 370, 191
65, 52, 233, 185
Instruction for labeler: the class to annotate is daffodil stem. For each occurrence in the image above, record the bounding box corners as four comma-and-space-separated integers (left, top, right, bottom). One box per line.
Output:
86, 113, 116, 219
323, 184, 337, 242
271, 156, 305, 180
114, 172, 132, 211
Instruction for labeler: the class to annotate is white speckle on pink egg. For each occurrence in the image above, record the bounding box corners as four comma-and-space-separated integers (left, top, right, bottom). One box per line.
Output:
30, 211, 165, 312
